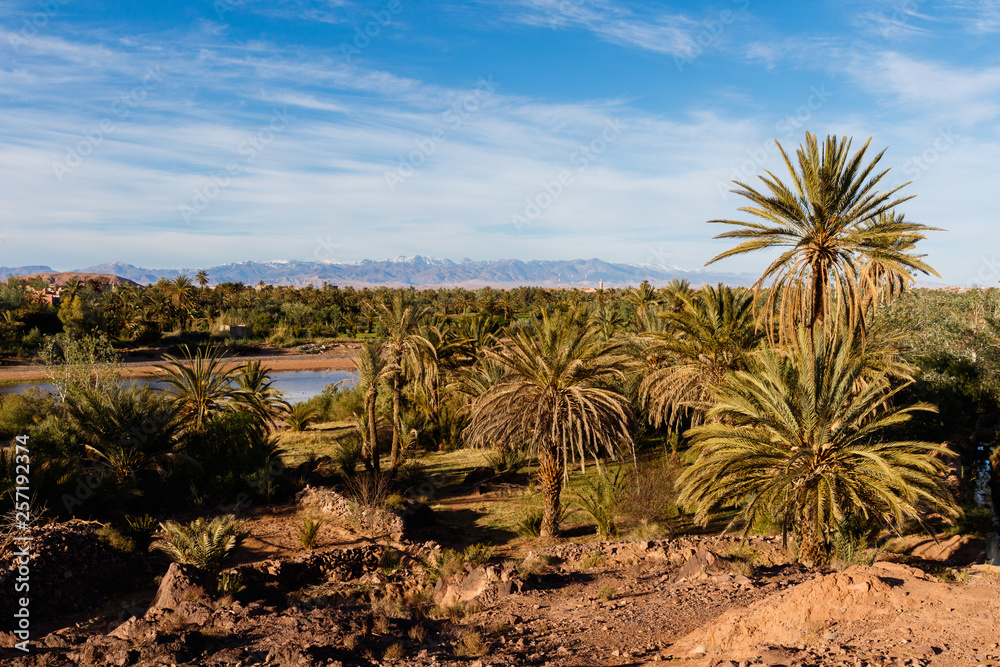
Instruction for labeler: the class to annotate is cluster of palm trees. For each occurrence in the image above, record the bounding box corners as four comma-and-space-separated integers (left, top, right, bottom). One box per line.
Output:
352, 132, 956, 564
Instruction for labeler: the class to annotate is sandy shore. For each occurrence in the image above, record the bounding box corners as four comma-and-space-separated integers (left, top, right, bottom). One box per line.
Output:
0, 349, 359, 383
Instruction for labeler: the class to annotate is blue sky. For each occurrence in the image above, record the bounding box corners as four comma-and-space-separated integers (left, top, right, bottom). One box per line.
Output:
1, 0, 998, 284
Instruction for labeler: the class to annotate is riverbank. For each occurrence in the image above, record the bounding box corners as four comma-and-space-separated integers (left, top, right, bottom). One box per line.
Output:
0, 345, 360, 382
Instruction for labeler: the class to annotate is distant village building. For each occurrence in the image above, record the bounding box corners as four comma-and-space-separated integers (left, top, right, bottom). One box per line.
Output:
218, 324, 249, 339
32, 287, 61, 306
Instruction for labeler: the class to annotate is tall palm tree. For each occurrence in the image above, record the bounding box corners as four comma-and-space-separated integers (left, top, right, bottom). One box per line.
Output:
706, 132, 939, 342
677, 325, 959, 566
625, 280, 660, 331
639, 284, 763, 431
465, 309, 634, 537
195, 269, 210, 289
377, 293, 433, 470
169, 276, 196, 331
351, 340, 397, 473
155, 345, 240, 435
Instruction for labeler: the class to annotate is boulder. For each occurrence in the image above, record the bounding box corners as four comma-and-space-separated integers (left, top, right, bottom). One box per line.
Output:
146, 562, 207, 615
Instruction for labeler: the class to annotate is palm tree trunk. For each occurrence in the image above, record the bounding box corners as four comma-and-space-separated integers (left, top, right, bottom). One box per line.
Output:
539, 443, 563, 537
391, 369, 402, 469
367, 391, 380, 474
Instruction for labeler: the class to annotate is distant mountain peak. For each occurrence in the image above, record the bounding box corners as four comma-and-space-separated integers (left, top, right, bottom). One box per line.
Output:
1, 257, 759, 289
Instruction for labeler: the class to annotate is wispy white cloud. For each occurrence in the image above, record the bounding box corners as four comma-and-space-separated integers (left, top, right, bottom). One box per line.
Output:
496, 0, 702, 57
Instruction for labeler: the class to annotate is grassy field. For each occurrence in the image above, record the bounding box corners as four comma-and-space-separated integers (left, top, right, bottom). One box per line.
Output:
275, 421, 681, 552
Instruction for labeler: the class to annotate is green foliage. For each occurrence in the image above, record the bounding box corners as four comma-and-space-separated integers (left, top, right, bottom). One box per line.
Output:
831, 514, 881, 565
482, 445, 528, 476
0, 390, 57, 440
96, 524, 136, 554
151, 515, 249, 574
298, 516, 323, 549
944, 506, 999, 539
217, 570, 246, 594
285, 402, 320, 432
515, 506, 570, 538
332, 436, 363, 478
42, 332, 122, 402
576, 466, 627, 539
461, 542, 495, 564
679, 325, 961, 567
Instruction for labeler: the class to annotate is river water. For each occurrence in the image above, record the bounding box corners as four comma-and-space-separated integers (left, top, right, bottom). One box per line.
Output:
0, 369, 358, 403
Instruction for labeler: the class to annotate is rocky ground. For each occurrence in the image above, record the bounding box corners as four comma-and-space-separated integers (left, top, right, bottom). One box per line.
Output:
2, 521, 999, 667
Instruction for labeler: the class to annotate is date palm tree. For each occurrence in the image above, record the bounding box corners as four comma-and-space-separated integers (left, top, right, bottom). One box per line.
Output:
351, 340, 397, 473
155, 345, 240, 435
677, 325, 959, 566
234, 360, 290, 429
465, 309, 634, 537
377, 293, 432, 470
639, 284, 763, 431
66, 384, 189, 489
706, 132, 939, 342
195, 269, 209, 289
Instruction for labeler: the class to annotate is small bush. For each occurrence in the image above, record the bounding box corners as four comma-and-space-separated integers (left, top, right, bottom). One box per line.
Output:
832, 514, 881, 565
395, 460, 428, 489
96, 525, 136, 554
596, 584, 616, 601
482, 446, 528, 476
724, 544, 760, 577
151, 515, 249, 574
579, 550, 605, 569
384, 643, 405, 660
333, 437, 363, 478
576, 467, 626, 539
944, 506, 998, 539
462, 542, 495, 565
453, 628, 487, 657
285, 402, 320, 432
516, 507, 571, 538
298, 516, 323, 549
408, 624, 426, 643
217, 570, 246, 594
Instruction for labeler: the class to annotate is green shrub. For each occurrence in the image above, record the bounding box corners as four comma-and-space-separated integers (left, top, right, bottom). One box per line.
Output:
395, 459, 428, 488
462, 542, 495, 565
832, 513, 880, 565
217, 570, 246, 594
333, 436, 363, 478
944, 506, 999, 539
515, 507, 570, 538
298, 516, 323, 549
0, 390, 57, 440
285, 403, 319, 432
482, 446, 528, 476
576, 466, 626, 539
151, 515, 249, 574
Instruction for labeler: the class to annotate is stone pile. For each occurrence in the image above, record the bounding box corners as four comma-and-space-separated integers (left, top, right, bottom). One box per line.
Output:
0, 520, 146, 627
